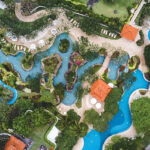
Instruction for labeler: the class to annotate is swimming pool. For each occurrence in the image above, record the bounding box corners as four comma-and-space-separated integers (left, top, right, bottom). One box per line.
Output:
108, 54, 129, 80
83, 70, 149, 150
148, 29, 150, 40
0, 33, 131, 106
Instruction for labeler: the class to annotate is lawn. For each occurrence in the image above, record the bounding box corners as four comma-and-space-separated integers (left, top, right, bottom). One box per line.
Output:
29, 125, 52, 150
68, 0, 88, 5
92, 0, 140, 21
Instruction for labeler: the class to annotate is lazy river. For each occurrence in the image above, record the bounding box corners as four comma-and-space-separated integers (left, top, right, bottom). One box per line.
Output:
0, 33, 147, 150
0, 33, 128, 105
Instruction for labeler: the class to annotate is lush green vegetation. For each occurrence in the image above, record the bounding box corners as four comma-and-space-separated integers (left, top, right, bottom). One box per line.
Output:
127, 56, 140, 71
75, 85, 89, 108
59, 39, 70, 53
0, 85, 14, 103
12, 108, 54, 136
56, 109, 88, 150
0, 9, 54, 37
0, 63, 25, 88
75, 65, 101, 108
107, 99, 150, 150
93, 0, 139, 21
65, 71, 76, 90
43, 56, 60, 74
136, 30, 144, 46
54, 83, 66, 101
73, 36, 101, 60
117, 72, 136, 90
80, 65, 101, 83
144, 44, 150, 68
39, 89, 57, 105
26, 73, 42, 92
131, 97, 150, 134
0, 135, 10, 150
135, 3, 150, 26
84, 88, 123, 132
30, 125, 54, 150
105, 136, 137, 150
22, 52, 34, 70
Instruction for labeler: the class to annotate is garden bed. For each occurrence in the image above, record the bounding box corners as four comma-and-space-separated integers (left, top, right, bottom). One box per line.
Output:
65, 52, 87, 91
41, 53, 62, 76
59, 39, 70, 53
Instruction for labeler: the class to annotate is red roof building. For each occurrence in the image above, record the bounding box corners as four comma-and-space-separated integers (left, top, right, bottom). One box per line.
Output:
4, 136, 26, 150
90, 79, 111, 102
120, 24, 139, 41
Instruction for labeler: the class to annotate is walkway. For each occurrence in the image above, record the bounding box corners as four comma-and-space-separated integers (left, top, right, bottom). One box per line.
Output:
8, 1, 149, 75
15, 3, 49, 22
129, 0, 146, 26
69, 27, 148, 73
97, 55, 111, 76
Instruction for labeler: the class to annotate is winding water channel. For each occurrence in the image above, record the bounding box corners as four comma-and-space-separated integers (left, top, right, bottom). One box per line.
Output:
0, 33, 147, 149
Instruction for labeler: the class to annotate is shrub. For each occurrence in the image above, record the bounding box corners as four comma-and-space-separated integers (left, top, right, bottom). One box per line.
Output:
59, 39, 70, 53
136, 30, 144, 46
144, 44, 150, 68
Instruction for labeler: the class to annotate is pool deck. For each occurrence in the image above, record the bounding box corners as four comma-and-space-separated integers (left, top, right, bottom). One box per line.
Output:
5, 1, 149, 76
69, 27, 149, 73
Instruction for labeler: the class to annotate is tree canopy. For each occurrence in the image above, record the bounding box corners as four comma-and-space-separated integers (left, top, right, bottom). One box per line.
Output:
131, 97, 150, 134
144, 44, 150, 68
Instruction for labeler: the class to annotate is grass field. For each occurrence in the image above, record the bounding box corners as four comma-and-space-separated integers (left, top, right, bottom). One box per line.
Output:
92, 0, 140, 21
29, 125, 51, 150
67, 0, 88, 5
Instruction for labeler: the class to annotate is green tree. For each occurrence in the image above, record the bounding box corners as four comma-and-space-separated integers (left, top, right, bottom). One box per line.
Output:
144, 44, 150, 68
131, 97, 150, 134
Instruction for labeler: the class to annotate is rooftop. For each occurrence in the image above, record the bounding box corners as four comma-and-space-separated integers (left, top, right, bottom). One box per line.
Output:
4, 136, 26, 150
90, 79, 112, 102
120, 24, 139, 41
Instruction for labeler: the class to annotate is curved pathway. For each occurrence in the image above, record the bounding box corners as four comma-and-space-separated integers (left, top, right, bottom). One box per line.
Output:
15, 3, 49, 22
10, 1, 149, 76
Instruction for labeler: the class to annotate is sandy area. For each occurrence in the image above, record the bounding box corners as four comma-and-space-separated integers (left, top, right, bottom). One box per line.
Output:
15, 3, 49, 22
69, 27, 149, 73
72, 138, 84, 150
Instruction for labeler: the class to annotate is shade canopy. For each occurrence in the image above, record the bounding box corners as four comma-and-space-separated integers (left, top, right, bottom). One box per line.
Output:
39, 40, 45, 47
120, 24, 139, 41
90, 79, 112, 102
51, 29, 57, 35
30, 44, 36, 50
96, 103, 102, 109
90, 98, 97, 104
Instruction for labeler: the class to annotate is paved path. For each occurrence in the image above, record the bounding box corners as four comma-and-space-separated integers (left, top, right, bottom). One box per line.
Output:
10, 1, 149, 75
97, 55, 111, 76
129, 0, 146, 26
15, 3, 49, 22
69, 27, 148, 73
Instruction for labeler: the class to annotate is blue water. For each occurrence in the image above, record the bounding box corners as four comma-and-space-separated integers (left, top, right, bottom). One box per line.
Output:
148, 30, 150, 40
0, 33, 134, 106
83, 70, 149, 150
0, 33, 149, 149
0, 80, 17, 104
108, 55, 129, 80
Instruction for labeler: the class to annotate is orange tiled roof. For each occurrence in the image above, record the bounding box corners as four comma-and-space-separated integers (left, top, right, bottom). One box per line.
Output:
120, 24, 139, 41
90, 79, 111, 102
4, 136, 26, 150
